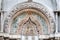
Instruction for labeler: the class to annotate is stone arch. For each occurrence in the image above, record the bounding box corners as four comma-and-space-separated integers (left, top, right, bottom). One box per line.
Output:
4, 2, 55, 34
11, 9, 50, 35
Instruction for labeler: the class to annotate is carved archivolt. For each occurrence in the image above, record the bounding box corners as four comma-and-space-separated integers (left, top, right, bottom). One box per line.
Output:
9, 9, 50, 35
4, 2, 55, 35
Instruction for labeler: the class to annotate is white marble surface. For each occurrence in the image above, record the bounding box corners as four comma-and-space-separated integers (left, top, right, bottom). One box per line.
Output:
3, 0, 27, 11
0, 0, 2, 10
1, 0, 60, 11
56, 0, 60, 10
33, 0, 53, 10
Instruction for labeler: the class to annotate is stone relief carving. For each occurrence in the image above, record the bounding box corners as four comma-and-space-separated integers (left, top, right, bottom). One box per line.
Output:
4, 2, 55, 34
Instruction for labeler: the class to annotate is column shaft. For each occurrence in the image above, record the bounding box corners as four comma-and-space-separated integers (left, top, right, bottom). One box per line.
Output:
1, 12, 4, 32
56, 13, 58, 33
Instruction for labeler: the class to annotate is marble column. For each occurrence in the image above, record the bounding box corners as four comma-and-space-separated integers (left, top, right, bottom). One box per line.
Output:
1, 11, 4, 32
56, 12, 58, 33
